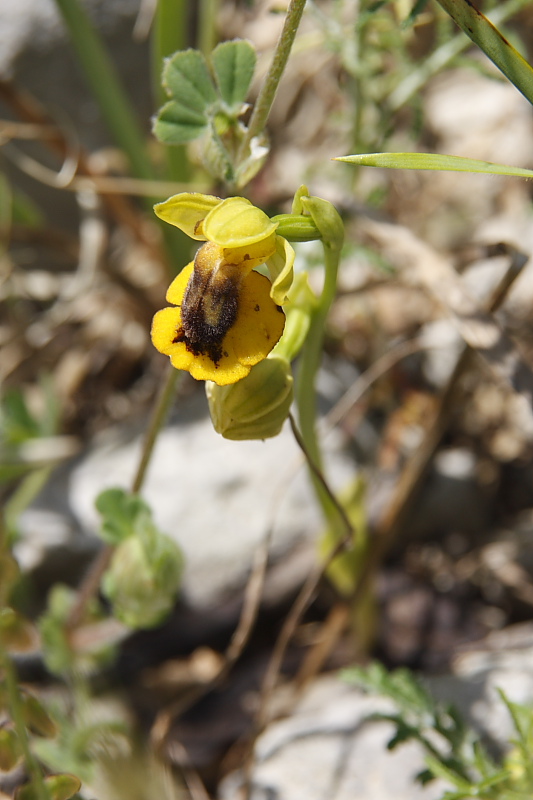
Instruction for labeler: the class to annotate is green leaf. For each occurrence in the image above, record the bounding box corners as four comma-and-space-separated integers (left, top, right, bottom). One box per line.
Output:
0, 728, 22, 772
163, 49, 217, 114
154, 48, 219, 145
153, 100, 208, 144
211, 39, 256, 113
95, 488, 150, 544
21, 693, 57, 738
0, 607, 36, 652
435, 0, 533, 108
336, 152, 533, 179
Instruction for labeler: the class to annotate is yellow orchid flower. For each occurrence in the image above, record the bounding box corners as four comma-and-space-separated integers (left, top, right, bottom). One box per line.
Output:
151, 193, 293, 386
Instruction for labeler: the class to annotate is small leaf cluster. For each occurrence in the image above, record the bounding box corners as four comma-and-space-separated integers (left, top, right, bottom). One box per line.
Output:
343, 662, 533, 799
96, 488, 183, 629
153, 40, 261, 185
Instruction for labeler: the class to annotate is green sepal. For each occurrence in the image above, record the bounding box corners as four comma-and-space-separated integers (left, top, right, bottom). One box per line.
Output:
211, 39, 256, 114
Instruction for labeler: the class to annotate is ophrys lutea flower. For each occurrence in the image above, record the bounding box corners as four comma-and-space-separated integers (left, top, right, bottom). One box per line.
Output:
151, 194, 294, 386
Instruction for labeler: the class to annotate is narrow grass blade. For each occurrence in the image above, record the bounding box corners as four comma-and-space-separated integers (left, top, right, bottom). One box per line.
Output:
435, 0, 533, 107
53, 0, 153, 180
335, 152, 533, 179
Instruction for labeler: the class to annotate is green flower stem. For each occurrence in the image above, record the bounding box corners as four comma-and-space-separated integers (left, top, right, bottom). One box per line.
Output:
0, 647, 49, 800
131, 364, 179, 494
271, 214, 320, 241
239, 0, 308, 160
295, 236, 342, 525
53, 0, 153, 182
66, 364, 179, 630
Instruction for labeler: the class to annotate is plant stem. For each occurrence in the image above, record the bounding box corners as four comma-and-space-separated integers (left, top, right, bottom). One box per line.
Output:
239, 0, 308, 160
131, 364, 179, 494
66, 364, 179, 629
295, 249, 344, 536
199, 0, 219, 56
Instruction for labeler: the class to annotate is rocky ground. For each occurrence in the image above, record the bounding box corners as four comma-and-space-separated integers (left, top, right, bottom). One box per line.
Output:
3, 2, 533, 799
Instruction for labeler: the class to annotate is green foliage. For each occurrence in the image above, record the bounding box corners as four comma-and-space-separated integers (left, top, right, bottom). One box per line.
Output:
96, 488, 183, 629
39, 585, 115, 678
343, 662, 533, 799
34, 701, 130, 787
95, 488, 153, 545
16, 772, 81, 800
154, 39, 256, 145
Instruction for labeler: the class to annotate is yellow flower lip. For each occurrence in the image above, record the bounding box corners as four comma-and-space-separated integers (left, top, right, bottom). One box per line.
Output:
151, 244, 285, 386
151, 192, 292, 385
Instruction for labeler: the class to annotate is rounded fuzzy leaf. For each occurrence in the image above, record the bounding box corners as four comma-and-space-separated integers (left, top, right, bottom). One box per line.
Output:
211, 39, 256, 113
163, 49, 217, 113
95, 488, 150, 545
153, 100, 208, 144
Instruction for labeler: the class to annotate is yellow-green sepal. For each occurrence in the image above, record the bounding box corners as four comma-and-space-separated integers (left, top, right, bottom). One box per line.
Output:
266, 235, 295, 305
153, 192, 222, 239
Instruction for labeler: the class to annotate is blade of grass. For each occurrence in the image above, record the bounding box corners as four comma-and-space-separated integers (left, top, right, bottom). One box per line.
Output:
389, 0, 531, 111
434, 0, 533, 107
53, 0, 153, 181
150, 0, 192, 277
335, 151, 533, 179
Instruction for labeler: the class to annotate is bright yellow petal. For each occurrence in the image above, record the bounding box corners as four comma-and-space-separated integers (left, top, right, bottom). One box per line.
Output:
226, 272, 285, 366
151, 307, 183, 355
166, 262, 194, 304
154, 193, 222, 239
187, 353, 251, 385
203, 197, 278, 248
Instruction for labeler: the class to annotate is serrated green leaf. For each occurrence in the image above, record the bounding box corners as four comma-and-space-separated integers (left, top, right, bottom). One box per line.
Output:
335, 152, 533, 178
211, 39, 256, 112
153, 100, 208, 144
163, 49, 217, 113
